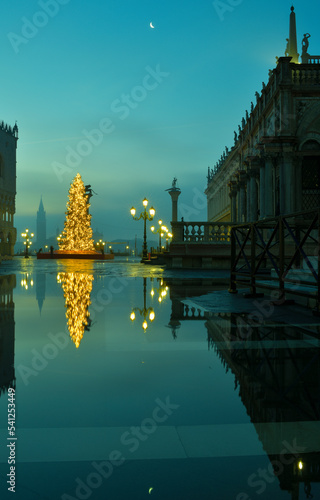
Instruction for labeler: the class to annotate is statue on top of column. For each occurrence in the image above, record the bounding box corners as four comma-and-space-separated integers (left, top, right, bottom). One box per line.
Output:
166, 177, 181, 192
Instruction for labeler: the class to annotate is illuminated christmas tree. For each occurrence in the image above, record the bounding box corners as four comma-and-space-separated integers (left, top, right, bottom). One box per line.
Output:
58, 173, 95, 252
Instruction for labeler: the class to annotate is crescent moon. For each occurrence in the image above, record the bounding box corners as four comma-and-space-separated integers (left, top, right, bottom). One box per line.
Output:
150, 22, 155, 29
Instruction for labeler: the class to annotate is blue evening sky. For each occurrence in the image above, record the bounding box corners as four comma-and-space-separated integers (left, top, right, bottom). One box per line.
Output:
0, 0, 318, 242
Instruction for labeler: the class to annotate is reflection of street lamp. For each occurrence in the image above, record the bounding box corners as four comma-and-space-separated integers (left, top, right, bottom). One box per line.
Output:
130, 278, 155, 331
20, 273, 34, 290
21, 229, 34, 258
150, 278, 169, 303
130, 198, 155, 262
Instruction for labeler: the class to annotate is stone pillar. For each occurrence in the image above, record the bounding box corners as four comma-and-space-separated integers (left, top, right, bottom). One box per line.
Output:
228, 182, 237, 223
250, 173, 259, 222
259, 163, 265, 219
239, 185, 245, 222
264, 156, 274, 218
239, 170, 247, 222
280, 152, 296, 214
167, 187, 181, 222
246, 172, 251, 222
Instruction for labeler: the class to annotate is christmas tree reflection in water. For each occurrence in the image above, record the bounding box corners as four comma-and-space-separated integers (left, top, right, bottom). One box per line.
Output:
57, 272, 94, 348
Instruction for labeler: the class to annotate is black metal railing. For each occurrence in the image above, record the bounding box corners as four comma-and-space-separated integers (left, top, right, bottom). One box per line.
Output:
229, 209, 320, 311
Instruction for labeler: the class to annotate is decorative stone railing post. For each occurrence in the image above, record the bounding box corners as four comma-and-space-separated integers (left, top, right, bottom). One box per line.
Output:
171, 221, 184, 243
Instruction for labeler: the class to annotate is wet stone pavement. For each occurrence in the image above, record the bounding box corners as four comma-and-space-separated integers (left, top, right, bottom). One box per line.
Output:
0, 256, 319, 500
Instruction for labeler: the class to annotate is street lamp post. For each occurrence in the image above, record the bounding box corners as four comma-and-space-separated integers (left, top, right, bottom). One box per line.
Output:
151, 223, 171, 252
150, 219, 164, 252
21, 229, 34, 258
130, 198, 155, 262
95, 239, 105, 255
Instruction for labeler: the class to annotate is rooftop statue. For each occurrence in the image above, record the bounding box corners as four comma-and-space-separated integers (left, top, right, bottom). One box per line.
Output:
302, 33, 311, 54
301, 33, 311, 63
285, 38, 289, 57
166, 177, 180, 192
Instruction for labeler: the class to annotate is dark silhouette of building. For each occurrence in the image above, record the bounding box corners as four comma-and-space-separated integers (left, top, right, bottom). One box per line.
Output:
0, 275, 16, 395
0, 123, 18, 257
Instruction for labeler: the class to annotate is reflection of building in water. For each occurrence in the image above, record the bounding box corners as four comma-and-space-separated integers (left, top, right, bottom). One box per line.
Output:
164, 278, 226, 338
36, 273, 46, 314
0, 275, 16, 395
206, 313, 320, 499
36, 197, 47, 249
58, 272, 93, 348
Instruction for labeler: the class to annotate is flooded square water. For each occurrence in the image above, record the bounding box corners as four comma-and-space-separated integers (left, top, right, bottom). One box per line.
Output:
0, 257, 320, 499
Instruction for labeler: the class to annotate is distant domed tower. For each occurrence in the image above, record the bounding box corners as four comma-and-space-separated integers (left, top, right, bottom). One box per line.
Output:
36, 197, 47, 248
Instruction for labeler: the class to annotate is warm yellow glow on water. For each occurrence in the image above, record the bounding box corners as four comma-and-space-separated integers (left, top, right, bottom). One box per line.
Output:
59, 272, 94, 348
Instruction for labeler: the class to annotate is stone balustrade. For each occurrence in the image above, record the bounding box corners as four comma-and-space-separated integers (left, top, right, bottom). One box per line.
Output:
292, 65, 320, 85
307, 56, 320, 64
171, 221, 234, 243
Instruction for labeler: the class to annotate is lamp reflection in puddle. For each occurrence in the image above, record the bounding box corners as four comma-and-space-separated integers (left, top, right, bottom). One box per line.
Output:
57, 272, 94, 348
130, 278, 155, 332
150, 278, 169, 303
130, 278, 169, 332
20, 273, 34, 290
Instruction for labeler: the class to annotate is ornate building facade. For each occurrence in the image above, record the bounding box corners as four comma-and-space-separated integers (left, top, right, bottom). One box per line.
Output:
206, 7, 320, 224
0, 122, 18, 257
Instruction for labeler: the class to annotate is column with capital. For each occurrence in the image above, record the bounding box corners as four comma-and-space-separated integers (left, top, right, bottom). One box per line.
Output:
166, 178, 181, 222
228, 181, 238, 223
259, 163, 265, 219
250, 172, 259, 222
166, 179, 182, 243
238, 171, 247, 222
248, 159, 261, 222
246, 169, 251, 222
